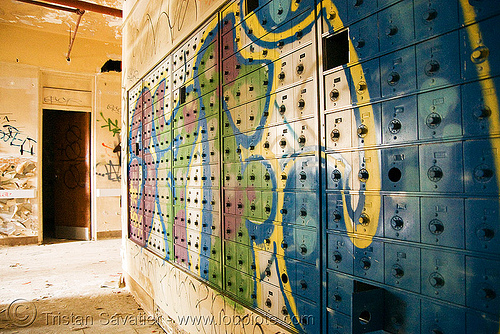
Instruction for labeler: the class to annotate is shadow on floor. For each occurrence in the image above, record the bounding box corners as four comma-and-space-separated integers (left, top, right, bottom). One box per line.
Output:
0, 293, 164, 334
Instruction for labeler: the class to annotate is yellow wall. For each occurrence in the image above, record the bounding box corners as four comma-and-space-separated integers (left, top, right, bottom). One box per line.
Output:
0, 23, 121, 74
0, 23, 122, 243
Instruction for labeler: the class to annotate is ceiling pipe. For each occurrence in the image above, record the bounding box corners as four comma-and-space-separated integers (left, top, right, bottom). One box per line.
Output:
16, 0, 80, 14
45, 0, 122, 17
66, 9, 85, 61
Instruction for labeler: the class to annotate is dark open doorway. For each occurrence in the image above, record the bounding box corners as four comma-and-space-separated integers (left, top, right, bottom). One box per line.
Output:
42, 110, 91, 241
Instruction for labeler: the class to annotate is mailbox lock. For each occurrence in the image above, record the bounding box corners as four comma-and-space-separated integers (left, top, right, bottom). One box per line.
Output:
331, 129, 341, 141
388, 119, 402, 134
300, 244, 308, 255
388, 72, 401, 85
390, 216, 404, 230
280, 138, 287, 148
281, 174, 287, 180
354, 0, 363, 7
355, 39, 365, 49
474, 164, 493, 182
427, 166, 443, 182
333, 210, 342, 222
264, 172, 271, 181
264, 141, 270, 149
332, 169, 342, 182
250, 174, 256, 181
300, 208, 307, 217
473, 105, 491, 119
300, 280, 308, 290
265, 298, 272, 308
279, 104, 286, 115
429, 272, 445, 288
265, 238, 271, 244
281, 306, 289, 316
296, 63, 304, 75
429, 219, 444, 235
330, 89, 340, 101
277, 41, 285, 49
423, 8, 438, 21
265, 268, 272, 277
360, 257, 371, 270
479, 285, 496, 300
471, 46, 489, 63
357, 81, 367, 93
333, 251, 342, 263
392, 264, 404, 278
298, 135, 306, 146
358, 169, 369, 182
425, 60, 441, 76
297, 99, 305, 109
357, 124, 368, 137
386, 25, 398, 37
280, 208, 288, 214
278, 71, 285, 80
299, 171, 307, 181
250, 204, 256, 211
359, 213, 370, 226
328, 12, 336, 20
426, 113, 442, 128
296, 30, 303, 40
238, 259, 243, 265
281, 241, 288, 249
476, 224, 494, 241
238, 231, 243, 237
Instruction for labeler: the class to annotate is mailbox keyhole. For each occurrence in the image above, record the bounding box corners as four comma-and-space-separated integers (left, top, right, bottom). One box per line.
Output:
359, 310, 371, 325
388, 167, 402, 182
281, 273, 288, 284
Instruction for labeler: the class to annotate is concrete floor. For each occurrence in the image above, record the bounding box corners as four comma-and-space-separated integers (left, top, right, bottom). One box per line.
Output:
0, 238, 164, 334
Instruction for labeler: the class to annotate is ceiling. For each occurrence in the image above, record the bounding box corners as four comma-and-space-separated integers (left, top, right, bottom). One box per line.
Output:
0, 0, 123, 43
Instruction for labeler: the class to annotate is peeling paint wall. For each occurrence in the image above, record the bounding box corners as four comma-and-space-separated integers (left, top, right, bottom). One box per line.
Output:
0, 62, 39, 240
0, 157, 37, 237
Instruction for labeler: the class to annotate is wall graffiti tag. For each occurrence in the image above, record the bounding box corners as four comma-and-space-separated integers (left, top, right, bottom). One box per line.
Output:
0, 124, 36, 156
98, 111, 121, 137
126, 0, 500, 333
96, 159, 121, 182
58, 125, 87, 190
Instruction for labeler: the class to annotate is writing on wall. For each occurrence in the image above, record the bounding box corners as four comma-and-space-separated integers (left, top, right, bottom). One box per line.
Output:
0, 115, 36, 156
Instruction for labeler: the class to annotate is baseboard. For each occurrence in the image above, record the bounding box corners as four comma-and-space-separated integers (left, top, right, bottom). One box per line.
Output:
125, 273, 155, 316
97, 230, 121, 239
0, 236, 38, 246
55, 226, 89, 240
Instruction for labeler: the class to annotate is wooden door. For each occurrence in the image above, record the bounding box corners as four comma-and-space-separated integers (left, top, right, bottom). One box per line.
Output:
43, 110, 91, 240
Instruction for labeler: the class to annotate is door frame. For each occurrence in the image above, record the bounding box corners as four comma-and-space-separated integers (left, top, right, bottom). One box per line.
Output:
42, 109, 92, 240
40, 71, 96, 242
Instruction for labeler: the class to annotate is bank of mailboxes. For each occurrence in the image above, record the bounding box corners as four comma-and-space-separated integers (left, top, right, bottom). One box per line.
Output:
128, 0, 500, 332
